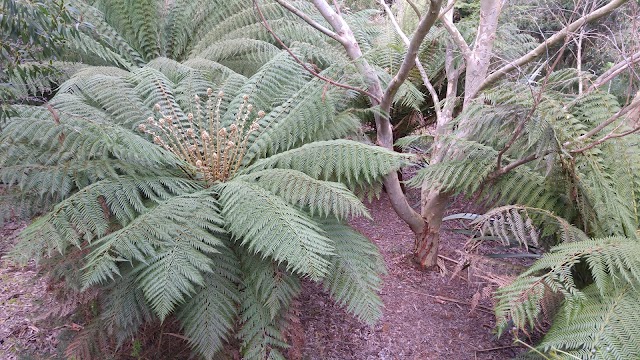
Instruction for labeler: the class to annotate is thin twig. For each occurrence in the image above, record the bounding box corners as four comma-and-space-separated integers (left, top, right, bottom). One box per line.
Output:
405, 0, 421, 18
381, 0, 444, 112
570, 123, 640, 153
255, 0, 380, 101
273, 0, 341, 42
379, 0, 442, 120
404, 289, 493, 313
495, 41, 569, 172
568, 94, 640, 143
439, 3, 471, 61
475, 345, 519, 353
479, 0, 628, 92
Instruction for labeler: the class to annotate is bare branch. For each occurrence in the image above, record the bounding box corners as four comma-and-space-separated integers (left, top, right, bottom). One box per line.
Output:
254, 0, 380, 101
273, 0, 342, 43
381, 0, 444, 111
440, 6, 471, 61
588, 50, 640, 91
570, 92, 640, 143
379, 0, 442, 120
478, 0, 629, 93
405, 0, 422, 18
570, 124, 640, 154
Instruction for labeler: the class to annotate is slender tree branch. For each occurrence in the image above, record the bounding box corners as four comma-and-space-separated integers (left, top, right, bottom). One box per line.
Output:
254, 0, 381, 101
588, 50, 640, 91
273, 0, 342, 43
569, 93, 640, 143
488, 151, 553, 180
478, 0, 629, 92
495, 41, 569, 171
379, 0, 442, 120
440, 11, 471, 61
381, 0, 444, 112
570, 124, 640, 154
332, 0, 341, 15
405, 0, 422, 18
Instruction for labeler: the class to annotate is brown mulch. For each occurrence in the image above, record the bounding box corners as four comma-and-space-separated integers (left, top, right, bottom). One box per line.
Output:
0, 192, 524, 360
0, 220, 61, 359
298, 192, 522, 360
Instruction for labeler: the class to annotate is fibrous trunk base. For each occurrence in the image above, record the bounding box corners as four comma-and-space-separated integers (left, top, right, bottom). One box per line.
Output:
414, 189, 448, 270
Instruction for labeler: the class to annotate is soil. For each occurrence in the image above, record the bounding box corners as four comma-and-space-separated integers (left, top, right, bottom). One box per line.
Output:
298, 192, 521, 360
0, 192, 523, 360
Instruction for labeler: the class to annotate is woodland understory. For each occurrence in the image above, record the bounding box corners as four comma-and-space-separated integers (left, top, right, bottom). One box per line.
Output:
1, 0, 640, 359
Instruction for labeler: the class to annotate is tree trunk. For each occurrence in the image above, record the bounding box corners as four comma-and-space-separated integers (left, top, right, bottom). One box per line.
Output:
414, 188, 448, 268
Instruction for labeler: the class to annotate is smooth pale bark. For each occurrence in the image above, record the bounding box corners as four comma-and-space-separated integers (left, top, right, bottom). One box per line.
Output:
309, 0, 445, 235
463, 0, 504, 105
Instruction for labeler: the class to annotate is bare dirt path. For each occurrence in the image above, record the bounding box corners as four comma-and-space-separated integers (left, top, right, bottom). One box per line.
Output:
299, 193, 519, 360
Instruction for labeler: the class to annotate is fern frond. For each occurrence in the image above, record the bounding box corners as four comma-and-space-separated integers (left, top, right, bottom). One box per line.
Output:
178, 244, 241, 360
495, 237, 640, 341
82, 190, 224, 289
472, 206, 588, 250
538, 284, 640, 359
238, 169, 370, 220
245, 139, 412, 190
11, 176, 200, 262
101, 269, 155, 346
237, 250, 300, 360
217, 181, 334, 280
319, 219, 385, 324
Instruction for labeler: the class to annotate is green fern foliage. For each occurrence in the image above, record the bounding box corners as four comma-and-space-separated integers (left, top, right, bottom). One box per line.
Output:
496, 237, 640, 359
2, 57, 402, 359
539, 284, 640, 359
399, 65, 640, 358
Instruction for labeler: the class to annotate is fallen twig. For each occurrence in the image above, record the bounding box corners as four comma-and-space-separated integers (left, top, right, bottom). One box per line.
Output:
404, 289, 493, 314
475, 345, 519, 353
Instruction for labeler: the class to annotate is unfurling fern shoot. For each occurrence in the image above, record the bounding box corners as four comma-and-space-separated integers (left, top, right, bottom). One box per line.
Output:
139, 90, 267, 185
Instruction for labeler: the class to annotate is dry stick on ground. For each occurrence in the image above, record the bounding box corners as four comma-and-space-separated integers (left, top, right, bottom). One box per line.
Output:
404, 289, 493, 314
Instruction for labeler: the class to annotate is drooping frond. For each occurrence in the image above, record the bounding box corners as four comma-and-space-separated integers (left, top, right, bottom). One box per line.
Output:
538, 284, 640, 359
238, 169, 370, 220
410, 137, 562, 214
471, 205, 589, 250
237, 249, 301, 360
495, 237, 640, 347
177, 244, 241, 360
100, 268, 155, 346
319, 219, 385, 324
11, 176, 200, 261
217, 181, 334, 280
82, 190, 224, 290
245, 139, 412, 190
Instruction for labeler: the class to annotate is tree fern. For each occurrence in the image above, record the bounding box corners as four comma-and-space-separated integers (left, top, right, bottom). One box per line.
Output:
2, 58, 405, 359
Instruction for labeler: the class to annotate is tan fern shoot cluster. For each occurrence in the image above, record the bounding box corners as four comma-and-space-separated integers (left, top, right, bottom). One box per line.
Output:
138, 89, 266, 185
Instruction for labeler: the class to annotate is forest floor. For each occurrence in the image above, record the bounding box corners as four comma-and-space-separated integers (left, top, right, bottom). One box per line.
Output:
0, 190, 526, 359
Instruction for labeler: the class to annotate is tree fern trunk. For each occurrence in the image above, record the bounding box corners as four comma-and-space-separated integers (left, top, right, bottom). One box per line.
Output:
415, 188, 448, 269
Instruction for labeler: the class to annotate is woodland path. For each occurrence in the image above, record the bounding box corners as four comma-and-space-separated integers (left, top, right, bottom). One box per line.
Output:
299, 192, 520, 360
